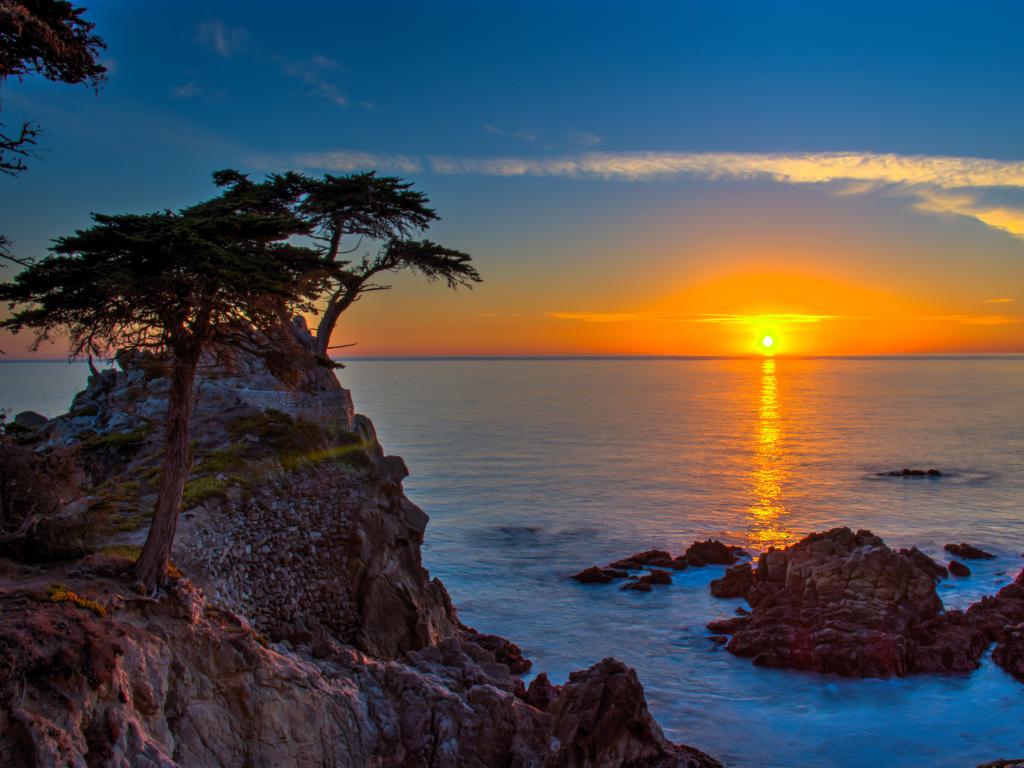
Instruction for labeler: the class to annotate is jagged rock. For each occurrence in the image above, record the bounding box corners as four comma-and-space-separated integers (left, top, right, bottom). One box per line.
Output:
523, 672, 560, 711
945, 542, 995, 560
993, 624, 1024, 682
898, 547, 949, 580
684, 540, 737, 567
465, 631, 532, 674
545, 658, 723, 768
0, 584, 718, 768
709, 527, 1024, 680
710, 528, 945, 676
670, 556, 689, 571
609, 549, 674, 569
949, 560, 972, 577
621, 580, 653, 592
710, 562, 753, 599
571, 566, 629, 584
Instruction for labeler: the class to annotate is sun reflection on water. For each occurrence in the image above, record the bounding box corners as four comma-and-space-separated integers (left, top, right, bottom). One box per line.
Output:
747, 358, 796, 550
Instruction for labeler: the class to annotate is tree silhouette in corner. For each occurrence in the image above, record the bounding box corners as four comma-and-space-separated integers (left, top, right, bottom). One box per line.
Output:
0, 0, 107, 175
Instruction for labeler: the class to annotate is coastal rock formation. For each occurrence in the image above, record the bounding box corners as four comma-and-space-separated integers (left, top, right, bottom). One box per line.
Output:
879, 468, 942, 477
709, 527, 1024, 680
0, 324, 720, 766
709, 528, 946, 676
897, 547, 949, 581
949, 560, 971, 577
945, 542, 996, 560
0, 575, 720, 768
684, 540, 741, 567
571, 566, 629, 584
710, 563, 753, 599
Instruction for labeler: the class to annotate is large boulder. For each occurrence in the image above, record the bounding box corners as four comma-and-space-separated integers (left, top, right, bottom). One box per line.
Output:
710, 528, 946, 676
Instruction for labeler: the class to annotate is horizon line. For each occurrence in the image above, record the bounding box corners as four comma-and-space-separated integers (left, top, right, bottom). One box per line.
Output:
8, 353, 1024, 363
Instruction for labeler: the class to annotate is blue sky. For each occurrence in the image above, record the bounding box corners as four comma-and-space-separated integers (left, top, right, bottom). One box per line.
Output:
2, 1, 1024, 354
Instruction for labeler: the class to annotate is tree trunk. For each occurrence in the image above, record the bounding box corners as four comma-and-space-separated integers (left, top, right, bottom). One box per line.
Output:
134, 347, 200, 591
314, 284, 361, 357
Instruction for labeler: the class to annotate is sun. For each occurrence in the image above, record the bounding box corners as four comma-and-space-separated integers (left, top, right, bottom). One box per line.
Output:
761, 335, 775, 350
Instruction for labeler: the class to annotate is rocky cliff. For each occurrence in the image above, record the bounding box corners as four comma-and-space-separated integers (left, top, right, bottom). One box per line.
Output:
0, 323, 720, 767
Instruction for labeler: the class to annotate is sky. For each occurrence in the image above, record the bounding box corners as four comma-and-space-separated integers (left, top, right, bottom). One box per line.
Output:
2, 0, 1024, 356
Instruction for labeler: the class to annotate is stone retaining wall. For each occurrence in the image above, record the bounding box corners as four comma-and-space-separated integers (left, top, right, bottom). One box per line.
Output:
234, 388, 355, 430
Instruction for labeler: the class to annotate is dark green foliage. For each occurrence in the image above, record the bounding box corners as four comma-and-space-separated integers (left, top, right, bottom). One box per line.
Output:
1, 0, 107, 175
213, 169, 480, 356
0, 191, 325, 357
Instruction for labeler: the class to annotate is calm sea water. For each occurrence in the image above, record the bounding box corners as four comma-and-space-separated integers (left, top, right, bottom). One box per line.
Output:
3, 357, 1024, 767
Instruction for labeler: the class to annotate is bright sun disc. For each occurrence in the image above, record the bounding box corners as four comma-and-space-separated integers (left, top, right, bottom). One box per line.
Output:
761, 335, 775, 349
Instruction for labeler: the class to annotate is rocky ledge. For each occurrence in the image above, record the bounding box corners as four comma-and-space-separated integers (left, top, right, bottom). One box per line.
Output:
0, 565, 721, 768
0, 325, 720, 767
707, 527, 1024, 680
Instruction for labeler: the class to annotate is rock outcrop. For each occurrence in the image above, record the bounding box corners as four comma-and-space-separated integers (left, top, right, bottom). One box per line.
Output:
945, 542, 995, 560
708, 527, 1024, 681
0, 575, 720, 768
0, 322, 720, 766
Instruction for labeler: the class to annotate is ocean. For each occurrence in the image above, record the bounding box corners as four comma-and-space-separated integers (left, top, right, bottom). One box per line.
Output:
3, 356, 1024, 767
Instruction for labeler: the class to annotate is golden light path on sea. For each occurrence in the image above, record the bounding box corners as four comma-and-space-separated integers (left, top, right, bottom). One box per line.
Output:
746, 357, 797, 550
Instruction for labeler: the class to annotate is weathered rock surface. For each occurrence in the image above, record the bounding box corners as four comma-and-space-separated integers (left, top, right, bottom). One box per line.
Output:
684, 540, 740, 567
0, 579, 718, 768
898, 546, 949, 581
945, 542, 996, 560
0, 322, 721, 766
710, 563, 753, 599
709, 527, 1024, 680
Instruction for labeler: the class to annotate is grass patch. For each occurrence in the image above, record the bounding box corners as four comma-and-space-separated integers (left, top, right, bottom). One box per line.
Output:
181, 474, 234, 509
81, 425, 152, 452
99, 544, 141, 559
194, 444, 248, 474
47, 583, 107, 617
281, 432, 373, 472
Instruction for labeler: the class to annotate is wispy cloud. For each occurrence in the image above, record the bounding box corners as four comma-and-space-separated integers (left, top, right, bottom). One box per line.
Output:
545, 311, 842, 324
484, 124, 538, 141
278, 55, 349, 106
985, 297, 1015, 303
198, 19, 248, 58
285, 151, 421, 174
546, 310, 1021, 326
567, 130, 602, 146
426, 150, 1024, 240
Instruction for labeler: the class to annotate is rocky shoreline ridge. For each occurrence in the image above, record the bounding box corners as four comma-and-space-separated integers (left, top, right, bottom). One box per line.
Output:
0, 329, 721, 768
576, 528, 1024, 685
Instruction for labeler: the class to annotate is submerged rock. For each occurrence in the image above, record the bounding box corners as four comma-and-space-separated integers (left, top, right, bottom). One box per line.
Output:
572, 565, 630, 583
949, 560, 972, 577
880, 468, 942, 477
610, 549, 675, 569
945, 542, 996, 560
